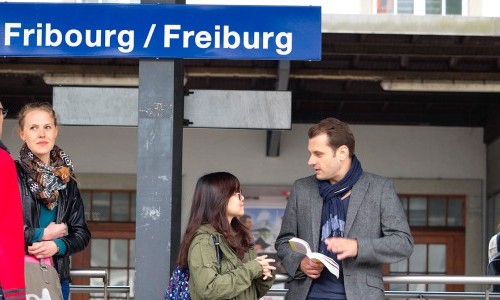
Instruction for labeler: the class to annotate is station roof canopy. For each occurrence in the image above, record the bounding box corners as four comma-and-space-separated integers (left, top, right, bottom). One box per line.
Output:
1, 14, 500, 142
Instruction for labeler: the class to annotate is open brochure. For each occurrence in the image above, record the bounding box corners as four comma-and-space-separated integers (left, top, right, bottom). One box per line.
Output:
289, 237, 340, 278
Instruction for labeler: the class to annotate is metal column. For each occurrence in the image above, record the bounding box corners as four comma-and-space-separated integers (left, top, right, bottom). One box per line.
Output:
135, 10, 184, 297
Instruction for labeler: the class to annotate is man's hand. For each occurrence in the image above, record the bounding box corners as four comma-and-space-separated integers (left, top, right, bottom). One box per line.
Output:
325, 237, 358, 260
299, 256, 324, 279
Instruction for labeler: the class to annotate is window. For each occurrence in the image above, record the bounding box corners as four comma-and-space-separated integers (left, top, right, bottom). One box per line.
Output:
446, 0, 462, 15
90, 238, 135, 299
426, 0, 442, 14
399, 195, 465, 227
377, 0, 394, 13
386, 230, 465, 296
389, 243, 447, 294
80, 189, 137, 299
376, 0, 466, 15
81, 190, 136, 222
386, 194, 466, 297
398, 0, 414, 14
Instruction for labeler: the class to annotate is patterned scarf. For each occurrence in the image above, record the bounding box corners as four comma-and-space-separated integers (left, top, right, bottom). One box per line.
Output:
18, 143, 74, 210
317, 155, 363, 256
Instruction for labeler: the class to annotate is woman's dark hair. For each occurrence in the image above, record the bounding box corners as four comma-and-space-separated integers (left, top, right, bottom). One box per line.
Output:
177, 172, 252, 267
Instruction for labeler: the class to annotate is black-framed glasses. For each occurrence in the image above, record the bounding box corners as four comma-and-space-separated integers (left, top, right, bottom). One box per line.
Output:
236, 192, 244, 201
0, 108, 7, 118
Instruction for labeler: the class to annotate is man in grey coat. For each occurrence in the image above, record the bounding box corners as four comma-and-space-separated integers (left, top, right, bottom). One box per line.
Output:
275, 118, 413, 300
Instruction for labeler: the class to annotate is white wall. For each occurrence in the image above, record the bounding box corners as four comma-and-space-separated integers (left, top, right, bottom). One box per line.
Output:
182, 124, 486, 182
3, 119, 485, 186
481, 0, 500, 17
3, 120, 485, 181
2, 119, 138, 174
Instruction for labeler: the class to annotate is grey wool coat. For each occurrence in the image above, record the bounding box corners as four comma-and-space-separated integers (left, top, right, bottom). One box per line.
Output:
275, 172, 414, 300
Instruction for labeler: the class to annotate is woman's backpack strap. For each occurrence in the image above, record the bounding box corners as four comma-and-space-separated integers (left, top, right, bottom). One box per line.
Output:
497, 232, 500, 252
211, 235, 221, 264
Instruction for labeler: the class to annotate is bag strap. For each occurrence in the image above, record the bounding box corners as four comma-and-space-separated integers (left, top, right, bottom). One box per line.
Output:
211, 234, 222, 272
496, 232, 500, 252
38, 257, 54, 285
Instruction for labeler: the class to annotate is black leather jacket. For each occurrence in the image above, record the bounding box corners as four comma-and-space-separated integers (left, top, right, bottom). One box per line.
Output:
16, 162, 91, 280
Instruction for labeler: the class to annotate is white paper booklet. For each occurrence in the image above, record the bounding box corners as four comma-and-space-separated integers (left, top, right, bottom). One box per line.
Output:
288, 237, 340, 278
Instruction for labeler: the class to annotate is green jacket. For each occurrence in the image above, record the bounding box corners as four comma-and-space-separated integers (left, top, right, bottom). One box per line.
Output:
188, 224, 275, 300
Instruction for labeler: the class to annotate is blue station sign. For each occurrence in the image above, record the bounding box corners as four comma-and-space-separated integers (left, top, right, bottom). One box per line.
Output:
0, 3, 321, 60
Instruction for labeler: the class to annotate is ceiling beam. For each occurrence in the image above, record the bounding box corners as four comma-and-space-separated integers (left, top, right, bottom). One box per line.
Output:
323, 42, 500, 57
381, 80, 500, 93
0, 63, 138, 75
35, 68, 500, 84
4, 60, 500, 82
293, 110, 485, 127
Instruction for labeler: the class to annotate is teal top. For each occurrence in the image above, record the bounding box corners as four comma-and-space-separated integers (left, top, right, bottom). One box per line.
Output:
31, 204, 67, 255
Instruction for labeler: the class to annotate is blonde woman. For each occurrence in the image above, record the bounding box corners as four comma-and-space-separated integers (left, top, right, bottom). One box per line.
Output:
16, 102, 90, 300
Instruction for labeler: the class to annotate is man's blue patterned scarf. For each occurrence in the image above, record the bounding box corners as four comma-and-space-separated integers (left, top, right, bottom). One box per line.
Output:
317, 155, 363, 256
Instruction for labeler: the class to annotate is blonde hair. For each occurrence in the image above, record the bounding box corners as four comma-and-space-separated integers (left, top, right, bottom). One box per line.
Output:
17, 102, 58, 129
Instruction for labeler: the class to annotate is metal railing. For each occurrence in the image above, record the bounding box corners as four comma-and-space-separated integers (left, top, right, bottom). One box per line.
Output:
268, 274, 500, 299
70, 285, 131, 300
68, 270, 500, 299
69, 269, 131, 300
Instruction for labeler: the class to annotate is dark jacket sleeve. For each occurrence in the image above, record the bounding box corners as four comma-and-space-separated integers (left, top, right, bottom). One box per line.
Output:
275, 180, 307, 279
16, 162, 36, 251
59, 180, 91, 255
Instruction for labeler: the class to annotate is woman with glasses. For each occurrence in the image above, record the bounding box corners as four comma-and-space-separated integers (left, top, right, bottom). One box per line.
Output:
0, 102, 26, 300
15, 102, 90, 300
176, 172, 276, 300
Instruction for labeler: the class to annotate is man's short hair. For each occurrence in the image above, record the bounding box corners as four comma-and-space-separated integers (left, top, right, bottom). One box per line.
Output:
308, 117, 355, 156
